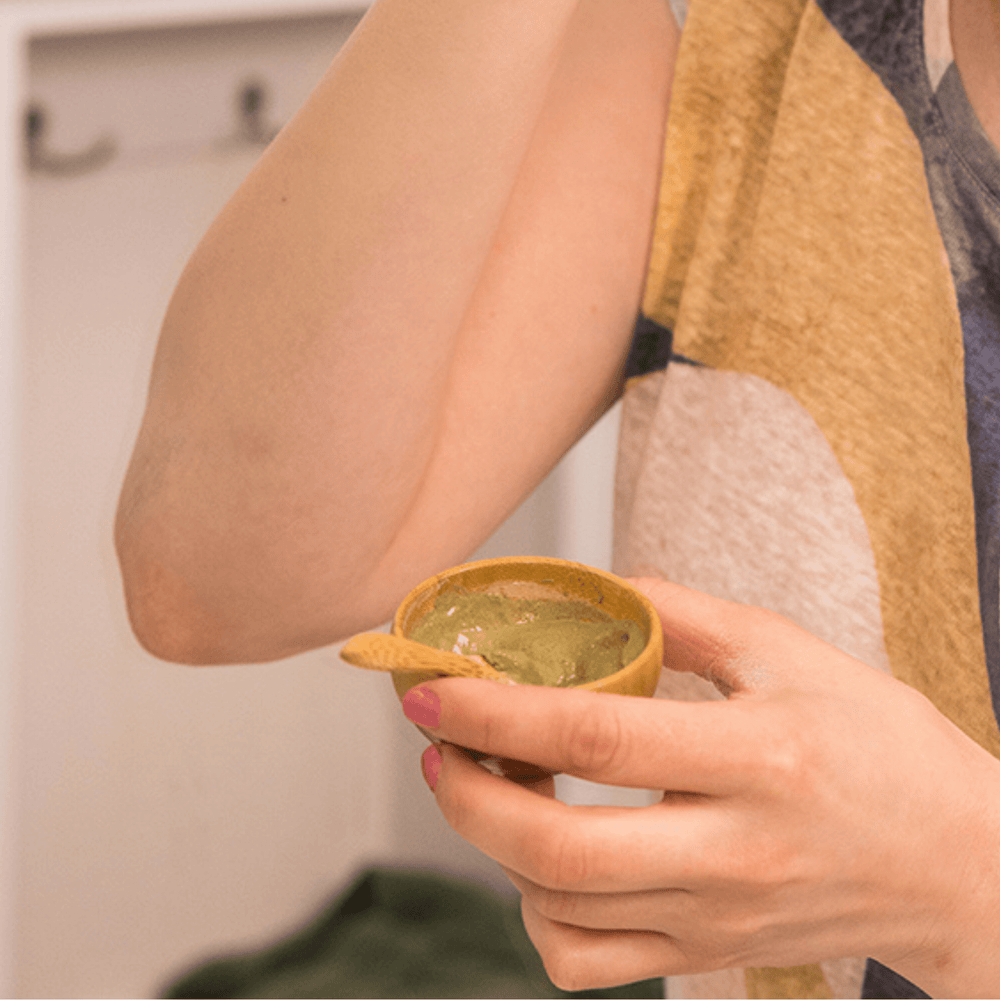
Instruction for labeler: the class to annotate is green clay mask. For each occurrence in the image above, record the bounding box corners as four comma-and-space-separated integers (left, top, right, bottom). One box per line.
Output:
409, 589, 645, 686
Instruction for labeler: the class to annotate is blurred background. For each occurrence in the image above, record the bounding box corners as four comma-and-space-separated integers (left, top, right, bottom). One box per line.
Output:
0, 1, 626, 996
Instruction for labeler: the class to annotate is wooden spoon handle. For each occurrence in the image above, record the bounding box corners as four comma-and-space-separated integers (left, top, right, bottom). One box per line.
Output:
339, 632, 508, 682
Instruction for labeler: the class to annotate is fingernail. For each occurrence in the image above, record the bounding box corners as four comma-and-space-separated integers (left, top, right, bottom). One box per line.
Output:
402, 685, 441, 729
421, 744, 442, 791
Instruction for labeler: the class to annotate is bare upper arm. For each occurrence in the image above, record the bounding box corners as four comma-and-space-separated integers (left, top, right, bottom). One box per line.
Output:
116, 0, 680, 662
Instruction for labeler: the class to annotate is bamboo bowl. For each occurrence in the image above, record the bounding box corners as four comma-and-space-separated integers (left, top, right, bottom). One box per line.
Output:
390, 556, 663, 702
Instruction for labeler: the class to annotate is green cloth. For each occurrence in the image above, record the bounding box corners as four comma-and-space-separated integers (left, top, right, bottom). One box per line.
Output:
163, 867, 665, 999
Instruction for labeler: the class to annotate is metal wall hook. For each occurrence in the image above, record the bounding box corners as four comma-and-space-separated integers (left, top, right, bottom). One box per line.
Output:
24, 104, 117, 176
24, 77, 280, 176
235, 79, 281, 146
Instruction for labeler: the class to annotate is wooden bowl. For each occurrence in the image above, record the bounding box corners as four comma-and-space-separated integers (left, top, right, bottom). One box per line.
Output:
390, 556, 662, 701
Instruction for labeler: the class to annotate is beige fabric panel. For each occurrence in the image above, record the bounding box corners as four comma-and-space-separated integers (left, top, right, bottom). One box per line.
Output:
667, 965, 749, 999
615, 365, 891, 675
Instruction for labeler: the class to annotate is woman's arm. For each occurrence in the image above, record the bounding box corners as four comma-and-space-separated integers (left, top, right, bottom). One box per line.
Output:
115, 0, 680, 664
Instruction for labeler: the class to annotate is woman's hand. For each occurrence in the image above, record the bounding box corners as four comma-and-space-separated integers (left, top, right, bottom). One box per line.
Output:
402, 578, 1000, 998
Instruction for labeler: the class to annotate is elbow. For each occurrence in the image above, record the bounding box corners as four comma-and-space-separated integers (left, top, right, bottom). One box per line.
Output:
118, 561, 360, 664
114, 482, 384, 663
118, 550, 232, 665
115, 521, 363, 665
115, 516, 241, 665
114, 455, 224, 663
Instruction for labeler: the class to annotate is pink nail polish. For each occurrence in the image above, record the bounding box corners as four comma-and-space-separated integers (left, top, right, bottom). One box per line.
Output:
421, 744, 442, 791
402, 685, 441, 729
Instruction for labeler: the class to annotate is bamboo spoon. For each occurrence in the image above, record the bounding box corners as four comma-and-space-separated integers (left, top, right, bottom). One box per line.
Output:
340, 632, 512, 682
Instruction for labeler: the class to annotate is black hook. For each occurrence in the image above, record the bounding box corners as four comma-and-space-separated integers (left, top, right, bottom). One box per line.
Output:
24, 104, 116, 176
236, 80, 281, 146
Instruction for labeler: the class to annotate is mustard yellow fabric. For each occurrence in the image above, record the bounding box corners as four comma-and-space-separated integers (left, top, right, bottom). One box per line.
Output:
645, 0, 996, 755
620, 0, 1000, 995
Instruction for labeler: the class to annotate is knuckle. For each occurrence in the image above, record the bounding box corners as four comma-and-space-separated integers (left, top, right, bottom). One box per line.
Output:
528, 818, 594, 891
752, 716, 808, 796
478, 721, 502, 759
561, 700, 629, 778
760, 733, 804, 789
529, 884, 584, 926
471, 702, 502, 757
738, 835, 797, 899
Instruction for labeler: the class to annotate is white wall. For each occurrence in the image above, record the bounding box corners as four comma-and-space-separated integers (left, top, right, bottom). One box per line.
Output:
12, 8, 626, 998
0, 26, 25, 1000
18, 13, 400, 999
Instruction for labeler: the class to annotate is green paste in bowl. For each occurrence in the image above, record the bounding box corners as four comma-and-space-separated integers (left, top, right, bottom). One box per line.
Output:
408, 588, 646, 687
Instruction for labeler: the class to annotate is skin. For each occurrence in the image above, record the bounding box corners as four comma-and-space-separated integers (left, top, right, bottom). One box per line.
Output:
114, 0, 677, 663
951, 0, 1000, 147
409, 579, 1000, 998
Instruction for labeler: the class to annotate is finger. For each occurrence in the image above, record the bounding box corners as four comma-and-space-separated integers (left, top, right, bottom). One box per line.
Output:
414, 676, 761, 794
433, 742, 720, 892
504, 866, 691, 934
629, 576, 748, 686
521, 898, 684, 991
628, 576, 836, 695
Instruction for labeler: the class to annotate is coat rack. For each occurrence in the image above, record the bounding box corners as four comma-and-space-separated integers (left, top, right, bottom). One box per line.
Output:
25, 78, 283, 176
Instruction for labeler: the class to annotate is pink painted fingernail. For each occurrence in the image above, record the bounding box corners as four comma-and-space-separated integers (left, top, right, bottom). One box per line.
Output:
421, 744, 442, 791
402, 685, 441, 729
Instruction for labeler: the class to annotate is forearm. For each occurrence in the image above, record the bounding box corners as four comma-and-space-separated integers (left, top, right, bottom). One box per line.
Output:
116, 0, 586, 662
